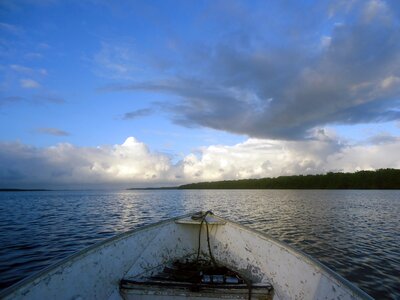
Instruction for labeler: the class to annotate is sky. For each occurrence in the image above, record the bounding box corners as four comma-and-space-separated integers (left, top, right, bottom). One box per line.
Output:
0, 0, 399, 189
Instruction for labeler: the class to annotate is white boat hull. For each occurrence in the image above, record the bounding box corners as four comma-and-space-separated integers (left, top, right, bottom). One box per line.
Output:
0, 212, 372, 300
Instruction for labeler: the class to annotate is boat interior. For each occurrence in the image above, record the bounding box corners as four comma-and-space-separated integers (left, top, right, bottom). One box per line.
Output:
120, 258, 273, 299
119, 212, 274, 299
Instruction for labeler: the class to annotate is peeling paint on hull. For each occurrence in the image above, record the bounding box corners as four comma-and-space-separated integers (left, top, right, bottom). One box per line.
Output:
0, 212, 373, 300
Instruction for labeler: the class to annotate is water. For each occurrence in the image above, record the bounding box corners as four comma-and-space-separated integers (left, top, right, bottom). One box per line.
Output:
0, 190, 399, 299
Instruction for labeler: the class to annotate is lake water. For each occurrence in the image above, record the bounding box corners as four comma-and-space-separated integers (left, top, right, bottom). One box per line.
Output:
0, 190, 399, 299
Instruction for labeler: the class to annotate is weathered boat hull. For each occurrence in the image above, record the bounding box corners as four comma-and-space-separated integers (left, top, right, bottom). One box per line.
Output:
0, 212, 372, 300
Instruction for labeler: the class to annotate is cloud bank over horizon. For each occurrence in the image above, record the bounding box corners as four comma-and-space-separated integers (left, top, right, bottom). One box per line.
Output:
1, 135, 399, 189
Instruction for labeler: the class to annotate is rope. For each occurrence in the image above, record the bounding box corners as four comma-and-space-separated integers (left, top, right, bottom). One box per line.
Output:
192, 211, 251, 299
192, 211, 217, 266
245, 278, 253, 300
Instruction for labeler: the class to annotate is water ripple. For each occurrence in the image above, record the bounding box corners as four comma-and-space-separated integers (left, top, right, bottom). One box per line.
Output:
0, 189, 399, 299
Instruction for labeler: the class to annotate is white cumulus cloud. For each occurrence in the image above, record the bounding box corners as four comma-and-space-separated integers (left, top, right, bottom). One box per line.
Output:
20, 78, 40, 89
0, 135, 399, 189
0, 137, 175, 188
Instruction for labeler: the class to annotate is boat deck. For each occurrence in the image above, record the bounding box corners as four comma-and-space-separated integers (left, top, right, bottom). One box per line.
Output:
120, 259, 274, 299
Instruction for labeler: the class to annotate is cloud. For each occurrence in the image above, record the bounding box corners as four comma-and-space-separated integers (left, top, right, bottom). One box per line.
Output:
364, 132, 400, 145
35, 127, 70, 136
20, 78, 40, 89
24, 52, 43, 60
381, 76, 400, 90
0, 137, 175, 188
121, 108, 153, 120
0, 22, 22, 35
184, 135, 400, 181
92, 41, 142, 80
0, 93, 64, 108
10, 64, 33, 73
0, 134, 399, 188
0, 94, 64, 108
32, 93, 65, 104
10, 64, 48, 76
105, 0, 400, 140
326, 142, 400, 172
182, 132, 342, 181
362, 0, 391, 23
38, 42, 50, 50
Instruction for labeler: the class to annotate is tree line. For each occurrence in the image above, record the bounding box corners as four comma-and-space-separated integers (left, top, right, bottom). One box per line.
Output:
178, 169, 400, 189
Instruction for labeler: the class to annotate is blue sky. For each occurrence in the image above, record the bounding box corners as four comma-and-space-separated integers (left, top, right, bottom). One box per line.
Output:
0, 0, 399, 188
1, 1, 244, 151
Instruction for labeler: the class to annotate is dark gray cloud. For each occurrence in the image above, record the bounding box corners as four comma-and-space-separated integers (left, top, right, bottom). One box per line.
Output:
105, 0, 400, 140
122, 108, 153, 120
35, 127, 70, 136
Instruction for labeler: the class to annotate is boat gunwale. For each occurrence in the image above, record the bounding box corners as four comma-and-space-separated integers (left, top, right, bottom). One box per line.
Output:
0, 212, 194, 299
0, 211, 373, 300
215, 215, 373, 300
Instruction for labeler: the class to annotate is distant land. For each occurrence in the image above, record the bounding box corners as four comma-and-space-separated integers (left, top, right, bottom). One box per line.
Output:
128, 169, 400, 190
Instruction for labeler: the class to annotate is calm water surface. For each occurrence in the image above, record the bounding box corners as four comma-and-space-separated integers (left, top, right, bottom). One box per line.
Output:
0, 190, 399, 299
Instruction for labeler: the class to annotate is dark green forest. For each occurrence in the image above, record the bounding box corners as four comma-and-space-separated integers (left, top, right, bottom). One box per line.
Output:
178, 169, 400, 189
